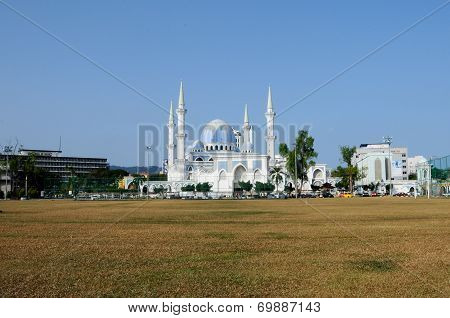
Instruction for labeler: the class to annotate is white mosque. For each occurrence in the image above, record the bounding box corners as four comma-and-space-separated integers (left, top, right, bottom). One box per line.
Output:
139, 82, 328, 196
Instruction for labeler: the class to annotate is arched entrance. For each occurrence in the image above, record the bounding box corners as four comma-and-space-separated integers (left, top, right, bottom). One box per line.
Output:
218, 170, 227, 193
254, 169, 264, 182
313, 169, 323, 179
233, 165, 247, 195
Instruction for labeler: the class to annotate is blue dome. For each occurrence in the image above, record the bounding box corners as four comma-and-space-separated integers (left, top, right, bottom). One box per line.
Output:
200, 119, 236, 145
191, 140, 204, 152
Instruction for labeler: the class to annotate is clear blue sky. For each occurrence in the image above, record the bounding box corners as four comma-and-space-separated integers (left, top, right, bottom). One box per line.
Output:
1, 0, 449, 167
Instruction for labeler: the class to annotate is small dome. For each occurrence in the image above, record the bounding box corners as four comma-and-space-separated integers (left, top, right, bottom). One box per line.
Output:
191, 140, 204, 152
200, 119, 236, 146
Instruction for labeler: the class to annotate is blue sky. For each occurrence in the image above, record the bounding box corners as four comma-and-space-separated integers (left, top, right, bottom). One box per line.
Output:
1, 0, 449, 167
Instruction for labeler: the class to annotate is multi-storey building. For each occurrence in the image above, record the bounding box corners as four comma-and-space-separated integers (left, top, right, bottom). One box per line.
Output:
352, 143, 408, 185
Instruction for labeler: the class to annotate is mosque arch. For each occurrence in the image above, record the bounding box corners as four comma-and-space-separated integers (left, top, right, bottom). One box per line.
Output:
233, 164, 248, 186
312, 168, 324, 179
254, 169, 264, 182
375, 158, 382, 181
385, 158, 391, 180
218, 170, 228, 192
195, 157, 203, 161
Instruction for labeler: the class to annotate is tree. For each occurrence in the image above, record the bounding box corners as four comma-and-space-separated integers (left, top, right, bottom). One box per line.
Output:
129, 176, 145, 192
269, 166, 286, 193
284, 183, 294, 195
6, 153, 50, 198
181, 184, 196, 192
332, 146, 365, 192
153, 186, 166, 198
279, 129, 317, 196
254, 181, 275, 196
196, 182, 212, 195
431, 167, 448, 181
238, 181, 253, 194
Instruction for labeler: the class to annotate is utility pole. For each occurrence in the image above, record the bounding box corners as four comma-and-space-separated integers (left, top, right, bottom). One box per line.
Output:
293, 143, 298, 199
146, 146, 152, 200
2, 145, 13, 200
25, 175, 28, 199
428, 159, 432, 199
383, 136, 393, 195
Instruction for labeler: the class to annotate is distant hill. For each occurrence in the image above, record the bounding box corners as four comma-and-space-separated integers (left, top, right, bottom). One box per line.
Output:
110, 165, 161, 174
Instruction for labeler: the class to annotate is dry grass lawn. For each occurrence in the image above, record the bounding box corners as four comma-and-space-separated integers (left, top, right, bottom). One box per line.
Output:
0, 198, 448, 297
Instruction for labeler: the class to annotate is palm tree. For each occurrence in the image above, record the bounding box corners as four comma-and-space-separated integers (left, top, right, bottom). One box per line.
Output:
270, 166, 286, 193
129, 175, 145, 194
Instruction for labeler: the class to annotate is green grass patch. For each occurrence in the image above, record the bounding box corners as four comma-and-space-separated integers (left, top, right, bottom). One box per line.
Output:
349, 259, 396, 272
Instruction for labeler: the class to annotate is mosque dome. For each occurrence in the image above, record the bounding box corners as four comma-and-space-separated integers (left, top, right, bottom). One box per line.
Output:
200, 119, 236, 151
190, 140, 204, 152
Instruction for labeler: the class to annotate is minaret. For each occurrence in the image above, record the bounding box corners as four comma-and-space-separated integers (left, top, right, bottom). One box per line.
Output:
176, 82, 186, 174
167, 100, 175, 167
265, 86, 276, 165
242, 104, 251, 153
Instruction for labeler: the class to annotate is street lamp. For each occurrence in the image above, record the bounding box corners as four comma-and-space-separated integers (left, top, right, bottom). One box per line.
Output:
146, 146, 152, 200
383, 136, 393, 195
292, 143, 298, 199
1, 145, 13, 200
428, 160, 432, 200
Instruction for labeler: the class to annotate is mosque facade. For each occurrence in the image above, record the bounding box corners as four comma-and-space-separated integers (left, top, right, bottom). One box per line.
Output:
140, 83, 328, 196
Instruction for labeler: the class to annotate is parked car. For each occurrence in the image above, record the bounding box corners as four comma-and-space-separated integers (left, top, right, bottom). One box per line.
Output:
394, 192, 409, 197
300, 193, 317, 198
322, 192, 334, 198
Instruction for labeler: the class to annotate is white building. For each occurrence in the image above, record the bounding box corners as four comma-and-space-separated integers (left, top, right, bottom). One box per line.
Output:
352, 143, 408, 185
407, 155, 427, 175
351, 143, 423, 194
140, 83, 327, 196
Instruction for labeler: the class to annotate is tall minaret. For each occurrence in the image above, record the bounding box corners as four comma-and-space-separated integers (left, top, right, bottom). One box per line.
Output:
265, 86, 276, 165
176, 82, 186, 173
167, 100, 175, 167
242, 104, 252, 153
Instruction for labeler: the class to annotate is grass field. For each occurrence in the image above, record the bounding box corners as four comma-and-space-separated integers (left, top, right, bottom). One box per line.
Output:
0, 198, 448, 298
